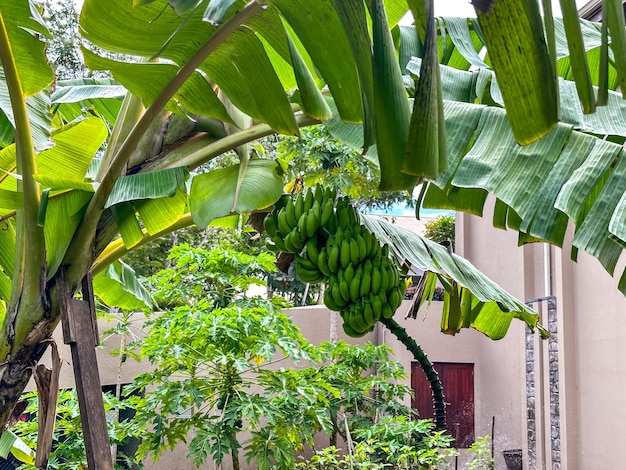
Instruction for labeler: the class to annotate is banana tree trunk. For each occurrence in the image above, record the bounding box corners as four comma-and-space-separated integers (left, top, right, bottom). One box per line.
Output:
380, 317, 446, 430
0, 332, 52, 432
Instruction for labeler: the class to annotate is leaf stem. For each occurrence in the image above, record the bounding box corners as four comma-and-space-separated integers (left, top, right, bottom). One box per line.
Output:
142, 113, 320, 172
91, 213, 194, 276
0, 13, 45, 308
380, 317, 446, 430
64, 0, 266, 282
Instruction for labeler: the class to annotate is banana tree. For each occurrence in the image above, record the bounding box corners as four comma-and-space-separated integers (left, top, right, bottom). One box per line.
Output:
0, 0, 616, 438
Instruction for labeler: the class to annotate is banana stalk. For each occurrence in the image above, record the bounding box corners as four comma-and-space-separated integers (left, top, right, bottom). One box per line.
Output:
381, 316, 446, 430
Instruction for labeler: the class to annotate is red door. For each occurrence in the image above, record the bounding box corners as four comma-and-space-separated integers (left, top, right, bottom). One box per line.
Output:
411, 362, 475, 448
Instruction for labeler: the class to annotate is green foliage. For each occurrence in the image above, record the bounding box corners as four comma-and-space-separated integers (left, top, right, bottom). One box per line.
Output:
128, 243, 317, 468
146, 241, 277, 309
296, 418, 457, 469
123, 226, 263, 279
272, 126, 413, 210
128, 242, 454, 469
423, 215, 455, 250
42, 0, 87, 79
11, 390, 140, 470
466, 435, 495, 470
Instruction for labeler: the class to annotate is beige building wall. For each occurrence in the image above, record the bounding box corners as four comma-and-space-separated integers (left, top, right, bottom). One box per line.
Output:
458, 207, 626, 470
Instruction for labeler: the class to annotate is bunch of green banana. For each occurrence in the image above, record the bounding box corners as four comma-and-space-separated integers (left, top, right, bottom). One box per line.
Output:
263, 189, 407, 338
322, 233, 406, 337
263, 184, 336, 254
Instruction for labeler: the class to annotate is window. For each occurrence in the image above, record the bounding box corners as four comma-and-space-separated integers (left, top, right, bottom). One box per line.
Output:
411, 362, 475, 448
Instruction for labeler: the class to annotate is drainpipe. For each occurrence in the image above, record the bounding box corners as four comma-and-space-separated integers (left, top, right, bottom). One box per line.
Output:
544, 243, 552, 297
540, 244, 551, 468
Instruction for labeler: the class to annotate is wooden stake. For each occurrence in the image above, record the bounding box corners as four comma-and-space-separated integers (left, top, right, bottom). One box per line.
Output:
58, 271, 113, 470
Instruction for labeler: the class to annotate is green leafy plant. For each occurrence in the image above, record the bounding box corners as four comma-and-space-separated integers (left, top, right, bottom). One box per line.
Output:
274, 126, 412, 210
423, 215, 455, 251
128, 241, 451, 469
296, 417, 457, 470
128, 243, 323, 469
11, 390, 141, 470
466, 435, 495, 470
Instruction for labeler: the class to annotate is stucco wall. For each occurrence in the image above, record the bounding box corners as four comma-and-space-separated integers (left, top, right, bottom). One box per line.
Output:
459, 208, 626, 470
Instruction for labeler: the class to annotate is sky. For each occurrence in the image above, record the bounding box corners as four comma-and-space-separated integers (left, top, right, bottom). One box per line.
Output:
72, 0, 594, 17
434, 0, 594, 17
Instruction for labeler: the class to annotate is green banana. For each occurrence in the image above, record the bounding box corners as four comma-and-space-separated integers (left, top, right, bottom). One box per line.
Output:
388, 286, 402, 311
382, 303, 394, 319
296, 262, 324, 283
304, 188, 314, 212
363, 231, 373, 257
370, 294, 383, 321
324, 287, 342, 311
293, 227, 308, 252
294, 192, 304, 220
347, 204, 358, 226
271, 236, 287, 252
356, 234, 367, 261
343, 262, 355, 285
342, 321, 362, 338
359, 269, 372, 298
328, 244, 340, 273
334, 227, 345, 248
306, 237, 320, 265
362, 302, 375, 326
285, 198, 298, 227
295, 254, 318, 271
371, 268, 382, 295
317, 246, 332, 276
343, 225, 353, 241
380, 264, 390, 292
318, 184, 328, 205
313, 184, 324, 205
350, 238, 360, 265
340, 239, 351, 268
263, 213, 278, 239
297, 211, 308, 235
349, 307, 369, 333
306, 201, 320, 237
324, 210, 337, 233
339, 278, 351, 303
388, 264, 400, 289
320, 198, 334, 226
337, 203, 350, 227
349, 270, 361, 303
277, 208, 291, 235
331, 281, 349, 308
283, 229, 298, 253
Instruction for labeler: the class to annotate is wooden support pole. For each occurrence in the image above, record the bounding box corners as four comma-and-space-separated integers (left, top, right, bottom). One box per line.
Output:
58, 271, 113, 470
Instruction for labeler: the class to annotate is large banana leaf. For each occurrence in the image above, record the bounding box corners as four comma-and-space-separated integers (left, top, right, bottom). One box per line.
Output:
190, 159, 283, 227
0, 69, 53, 152
105, 168, 190, 248
418, 99, 626, 293
362, 215, 542, 340
92, 260, 153, 310
51, 78, 126, 128
0, 0, 53, 97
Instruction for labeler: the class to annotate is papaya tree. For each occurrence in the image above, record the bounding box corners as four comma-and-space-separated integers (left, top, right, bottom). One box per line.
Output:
0, 0, 621, 437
